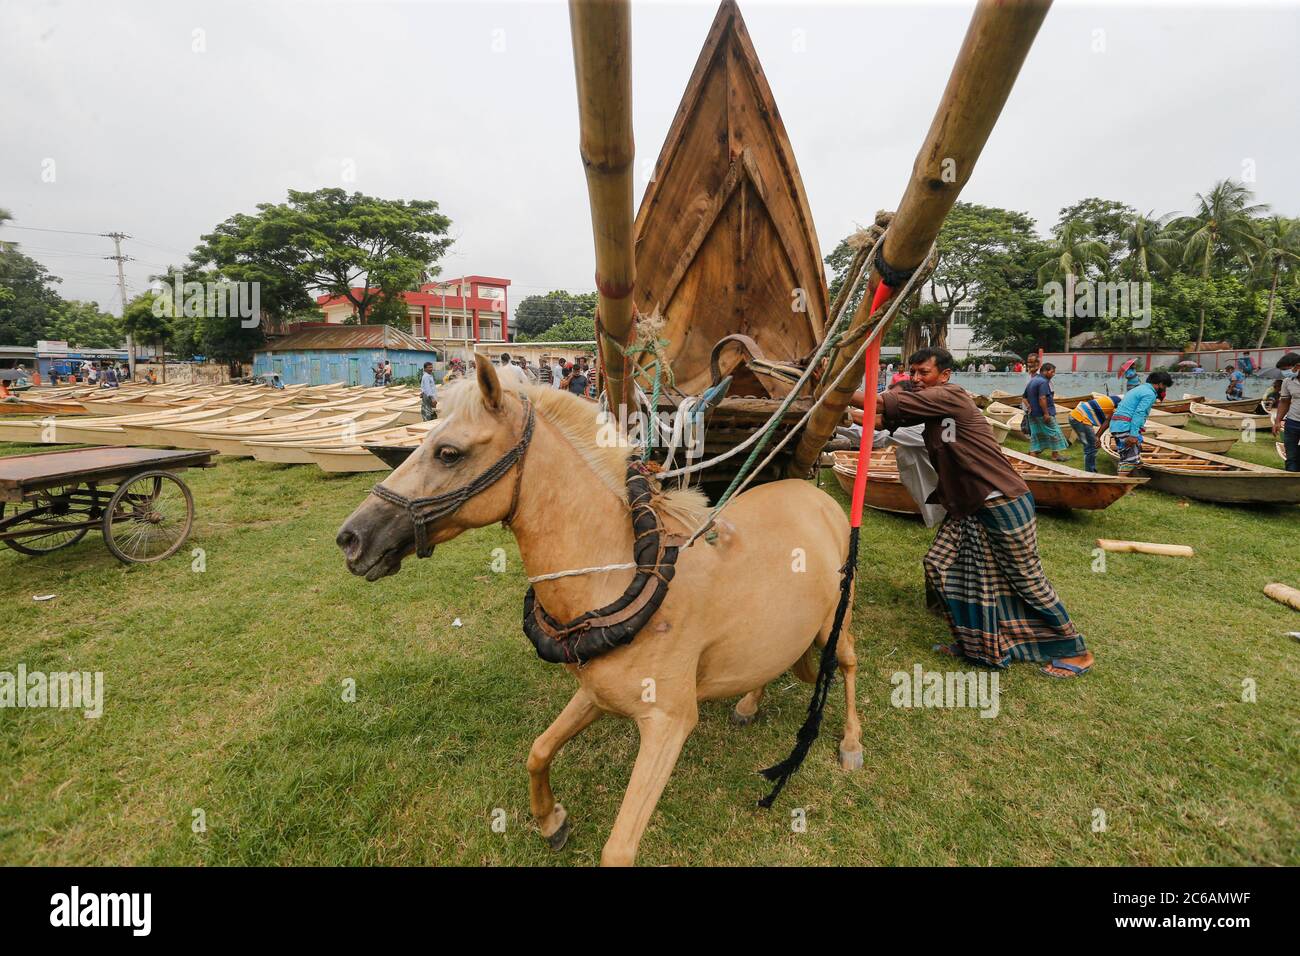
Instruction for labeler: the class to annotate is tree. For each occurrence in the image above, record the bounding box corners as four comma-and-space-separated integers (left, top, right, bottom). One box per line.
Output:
1035, 220, 1109, 348
46, 300, 123, 349
514, 290, 598, 339
1252, 217, 1300, 348
1174, 179, 1266, 350
192, 188, 452, 327
122, 292, 174, 380
1053, 198, 1137, 275
524, 313, 597, 343
1120, 212, 1181, 282
923, 203, 1041, 348
826, 204, 1041, 355
0, 247, 63, 346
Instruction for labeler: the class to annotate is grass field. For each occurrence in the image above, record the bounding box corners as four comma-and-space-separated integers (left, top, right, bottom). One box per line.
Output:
1, 422, 1296, 866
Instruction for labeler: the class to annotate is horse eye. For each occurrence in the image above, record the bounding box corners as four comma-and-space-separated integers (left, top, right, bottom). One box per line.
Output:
437, 446, 461, 465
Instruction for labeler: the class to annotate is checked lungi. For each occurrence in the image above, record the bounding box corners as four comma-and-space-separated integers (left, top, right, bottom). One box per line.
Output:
1027, 416, 1068, 453
922, 492, 1086, 668
1113, 433, 1142, 474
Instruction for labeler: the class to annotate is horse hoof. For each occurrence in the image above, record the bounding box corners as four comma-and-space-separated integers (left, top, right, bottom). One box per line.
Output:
839, 747, 864, 771
545, 818, 571, 851
731, 709, 758, 726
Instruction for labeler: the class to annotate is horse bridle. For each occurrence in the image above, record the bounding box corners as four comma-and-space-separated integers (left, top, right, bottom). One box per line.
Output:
370, 395, 536, 558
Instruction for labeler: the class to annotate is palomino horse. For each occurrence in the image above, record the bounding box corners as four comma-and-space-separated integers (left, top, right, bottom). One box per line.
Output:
337, 361, 860, 866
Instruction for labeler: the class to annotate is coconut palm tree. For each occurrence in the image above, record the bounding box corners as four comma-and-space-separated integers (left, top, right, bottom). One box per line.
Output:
1253, 216, 1300, 348
1174, 179, 1267, 350
1121, 212, 1181, 280
1035, 220, 1108, 349
1118, 212, 1182, 348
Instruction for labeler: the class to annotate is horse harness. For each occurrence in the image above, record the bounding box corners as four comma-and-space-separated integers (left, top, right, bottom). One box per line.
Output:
369, 395, 680, 665
524, 466, 682, 665
370, 395, 535, 558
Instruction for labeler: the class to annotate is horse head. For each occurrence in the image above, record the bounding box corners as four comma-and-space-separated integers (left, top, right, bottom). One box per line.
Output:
337, 360, 532, 581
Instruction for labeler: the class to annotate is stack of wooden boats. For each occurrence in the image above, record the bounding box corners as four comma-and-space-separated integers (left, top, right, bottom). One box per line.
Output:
829, 445, 1146, 516
1100, 432, 1300, 505
0, 382, 427, 473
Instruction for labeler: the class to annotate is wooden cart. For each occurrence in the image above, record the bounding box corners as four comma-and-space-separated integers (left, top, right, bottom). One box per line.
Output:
0, 446, 214, 563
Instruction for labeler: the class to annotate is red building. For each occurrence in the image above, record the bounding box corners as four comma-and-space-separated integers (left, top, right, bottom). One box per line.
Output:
315, 275, 511, 360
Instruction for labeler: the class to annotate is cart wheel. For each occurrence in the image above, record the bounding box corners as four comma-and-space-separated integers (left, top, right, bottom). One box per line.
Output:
102, 470, 195, 564
2, 483, 92, 555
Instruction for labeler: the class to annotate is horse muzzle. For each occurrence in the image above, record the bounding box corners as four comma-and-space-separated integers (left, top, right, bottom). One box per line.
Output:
336, 497, 418, 581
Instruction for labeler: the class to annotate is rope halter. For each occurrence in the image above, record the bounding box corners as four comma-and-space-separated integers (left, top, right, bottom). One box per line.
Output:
369, 395, 535, 558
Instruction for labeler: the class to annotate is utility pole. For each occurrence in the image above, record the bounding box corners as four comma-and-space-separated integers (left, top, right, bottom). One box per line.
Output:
103, 231, 135, 380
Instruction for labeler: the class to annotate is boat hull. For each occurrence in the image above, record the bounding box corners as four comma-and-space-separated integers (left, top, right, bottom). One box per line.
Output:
1100, 431, 1300, 504
830, 446, 1144, 516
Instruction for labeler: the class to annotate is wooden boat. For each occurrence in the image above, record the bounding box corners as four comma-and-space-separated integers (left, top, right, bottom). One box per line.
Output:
0, 398, 88, 416
1152, 396, 1203, 414
983, 402, 1076, 444
829, 445, 1145, 515
1100, 432, 1300, 504
629, 1, 826, 402
1141, 422, 1237, 455
243, 412, 408, 463
191, 412, 380, 456
990, 388, 1094, 409
985, 416, 1011, 445
0, 404, 229, 445
1188, 402, 1271, 432
1200, 397, 1265, 414
1145, 408, 1188, 428
309, 421, 442, 473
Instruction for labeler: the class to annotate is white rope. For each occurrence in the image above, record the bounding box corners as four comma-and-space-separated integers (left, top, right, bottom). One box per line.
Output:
528, 561, 637, 584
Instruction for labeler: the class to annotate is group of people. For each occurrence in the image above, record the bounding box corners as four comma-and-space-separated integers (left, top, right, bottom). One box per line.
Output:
417, 351, 600, 422
373, 361, 394, 386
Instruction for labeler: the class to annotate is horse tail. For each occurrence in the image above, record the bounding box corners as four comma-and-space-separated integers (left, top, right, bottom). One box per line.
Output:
791, 643, 820, 684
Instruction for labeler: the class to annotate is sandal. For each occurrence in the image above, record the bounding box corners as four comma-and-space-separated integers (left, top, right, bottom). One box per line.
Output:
1039, 658, 1091, 679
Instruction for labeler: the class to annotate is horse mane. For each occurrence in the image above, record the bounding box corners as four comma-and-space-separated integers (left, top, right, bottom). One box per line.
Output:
437, 380, 710, 527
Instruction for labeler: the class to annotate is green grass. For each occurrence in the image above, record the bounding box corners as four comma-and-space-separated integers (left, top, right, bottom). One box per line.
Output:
0, 428, 1296, 867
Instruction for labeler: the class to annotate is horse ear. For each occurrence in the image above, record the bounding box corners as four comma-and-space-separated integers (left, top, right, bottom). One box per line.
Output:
477, 358, 504, 412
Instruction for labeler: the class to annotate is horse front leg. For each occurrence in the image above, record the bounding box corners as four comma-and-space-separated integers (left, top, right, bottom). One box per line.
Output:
601, 703, 698, 867
527, 688, 602, 851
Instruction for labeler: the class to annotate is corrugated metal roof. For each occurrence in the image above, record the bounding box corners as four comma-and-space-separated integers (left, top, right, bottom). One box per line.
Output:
261, 325, 440, 353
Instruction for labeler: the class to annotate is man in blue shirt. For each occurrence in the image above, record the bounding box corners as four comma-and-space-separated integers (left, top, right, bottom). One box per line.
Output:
1109, 371, 1173, 474
1225, 365, 1245, 400
1023, 363, 1068, 461
420, 361, 438, 421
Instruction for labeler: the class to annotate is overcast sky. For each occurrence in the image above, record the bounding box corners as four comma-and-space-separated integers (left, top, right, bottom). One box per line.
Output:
2, 0, 1297, 319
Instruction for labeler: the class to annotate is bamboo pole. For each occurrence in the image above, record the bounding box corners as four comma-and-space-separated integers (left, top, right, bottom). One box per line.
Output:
1263, 583, 1300, 612
569, 0, 636, 419
1096, 539, 1195, 558
789, 0, 1052, 477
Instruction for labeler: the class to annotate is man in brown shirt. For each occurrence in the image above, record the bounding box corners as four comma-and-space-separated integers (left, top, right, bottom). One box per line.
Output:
873, 347, 1093, 679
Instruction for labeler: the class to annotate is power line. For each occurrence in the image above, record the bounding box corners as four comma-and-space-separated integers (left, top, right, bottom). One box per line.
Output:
0, 223, 108, 238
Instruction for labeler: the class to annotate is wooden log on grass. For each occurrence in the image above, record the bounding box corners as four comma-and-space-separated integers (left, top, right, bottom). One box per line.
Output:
569, 0, 636, 419
1263, 583, 1300, 612
789, 0, 1053, 477
1096, 539, 1195, 558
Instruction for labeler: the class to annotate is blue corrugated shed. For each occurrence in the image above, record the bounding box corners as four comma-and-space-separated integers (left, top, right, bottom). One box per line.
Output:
253, 325, 439, 385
